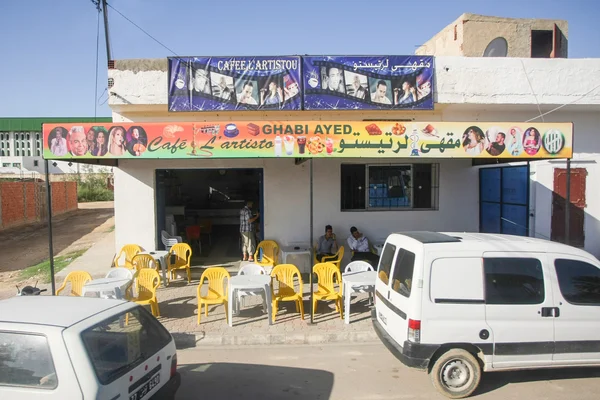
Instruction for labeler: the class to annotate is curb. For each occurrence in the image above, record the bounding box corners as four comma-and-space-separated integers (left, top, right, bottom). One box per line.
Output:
171, 330, 379, 349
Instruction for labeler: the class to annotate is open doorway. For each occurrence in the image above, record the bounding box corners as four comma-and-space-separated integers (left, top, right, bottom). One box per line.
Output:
156, 168, 263, 265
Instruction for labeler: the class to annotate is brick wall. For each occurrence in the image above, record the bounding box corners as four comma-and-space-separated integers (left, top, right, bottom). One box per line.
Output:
0, 181, 78, 230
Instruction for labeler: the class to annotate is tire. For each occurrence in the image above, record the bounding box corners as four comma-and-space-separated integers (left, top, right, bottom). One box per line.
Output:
430, 349, 482, 399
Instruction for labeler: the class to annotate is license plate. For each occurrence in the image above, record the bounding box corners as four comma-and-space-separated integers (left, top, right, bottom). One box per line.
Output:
129, 372, 160, 400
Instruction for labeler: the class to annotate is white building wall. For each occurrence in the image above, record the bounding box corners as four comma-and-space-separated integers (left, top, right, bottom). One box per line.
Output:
114, 157, 477, 258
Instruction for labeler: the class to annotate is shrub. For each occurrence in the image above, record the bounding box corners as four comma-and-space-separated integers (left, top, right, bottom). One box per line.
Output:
67, 165, 114, 202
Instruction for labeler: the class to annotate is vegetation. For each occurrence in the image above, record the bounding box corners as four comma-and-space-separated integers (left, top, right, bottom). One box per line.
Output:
20, 249, 88, 282
65, 165, 114, 202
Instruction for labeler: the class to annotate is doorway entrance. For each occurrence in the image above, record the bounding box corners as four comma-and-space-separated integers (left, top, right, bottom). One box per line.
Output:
551, 168, 586, 247
479, 165, 530, 236
156, 168, 263, 265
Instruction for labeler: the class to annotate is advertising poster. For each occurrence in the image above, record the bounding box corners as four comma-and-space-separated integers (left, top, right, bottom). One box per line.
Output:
168, 56, 302, 112
302, 55, 434, 110
43, 122, 573, 160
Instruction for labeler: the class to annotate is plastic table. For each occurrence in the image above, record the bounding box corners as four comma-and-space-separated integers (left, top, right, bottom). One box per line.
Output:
82, 277, 132, 299
227, 275, 273, 327
342, 271, 377, 324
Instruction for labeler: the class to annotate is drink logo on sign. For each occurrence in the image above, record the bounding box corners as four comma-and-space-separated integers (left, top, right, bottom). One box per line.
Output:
542, 129, 565, 155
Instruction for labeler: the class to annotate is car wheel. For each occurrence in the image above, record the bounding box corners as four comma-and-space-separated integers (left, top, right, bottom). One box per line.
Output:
430, 349, 481, 399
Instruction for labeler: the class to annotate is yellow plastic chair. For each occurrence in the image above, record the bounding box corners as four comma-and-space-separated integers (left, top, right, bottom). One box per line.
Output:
132, 254, 157, 271
270, 264, 305, 323
254, 240, 280, 268
128, 269, 161, 317
167, 243, 192, 283
322, 246, 344, 269
114, 244, 143, 269
197, 267, 230, 325
56, 271, 92, 296
312, 262, 344, 320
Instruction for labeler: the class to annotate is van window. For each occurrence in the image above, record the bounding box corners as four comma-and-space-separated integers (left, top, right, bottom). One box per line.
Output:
0, 332, 57, 389
81, 306, 172, 385
484, 258, 544, 305
555, 259, 600, 305
391, 249, 416, 297
378, 243, 396, 285
430, 258, 484, 303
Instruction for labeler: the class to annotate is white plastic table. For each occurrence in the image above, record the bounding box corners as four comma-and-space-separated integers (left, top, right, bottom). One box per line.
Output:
82, 277, 132, 299
280, 245, 311, 274
227, 275, 273, 327
342, 271, 377, 324
139, 250, 169, 287
374, 244, 384, 256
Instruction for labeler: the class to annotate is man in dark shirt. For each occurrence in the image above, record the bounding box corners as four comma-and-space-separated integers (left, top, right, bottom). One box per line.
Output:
487, 132, 506, 156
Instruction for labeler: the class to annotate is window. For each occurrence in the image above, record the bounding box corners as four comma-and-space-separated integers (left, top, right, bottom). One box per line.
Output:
12, 163, 21, 169
555, 259, 600, 305
341, 163, 439, 211
34, 160, 39, 167
484, 258, 545, 304
0, 332, 57, 389
81, 306, 172, 385
2, 163, 9, 167
531, 30, 554, 58
377, 243, 396, 285
391, 248, 416, 297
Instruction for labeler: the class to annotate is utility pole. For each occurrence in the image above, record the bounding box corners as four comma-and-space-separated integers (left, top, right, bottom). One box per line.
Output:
101, 0, 112, 62
91, 0, 112, 62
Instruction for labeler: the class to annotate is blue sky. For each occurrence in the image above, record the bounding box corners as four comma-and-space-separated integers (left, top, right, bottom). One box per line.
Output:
1, 0, 599, 118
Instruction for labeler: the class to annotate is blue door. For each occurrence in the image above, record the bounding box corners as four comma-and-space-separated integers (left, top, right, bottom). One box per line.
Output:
479, 165, 529, 236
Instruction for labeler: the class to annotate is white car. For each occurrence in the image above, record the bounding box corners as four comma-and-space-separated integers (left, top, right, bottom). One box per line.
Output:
0, 296, 180, 400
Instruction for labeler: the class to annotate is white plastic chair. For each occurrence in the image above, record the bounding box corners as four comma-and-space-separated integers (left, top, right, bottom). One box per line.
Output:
161, 230, 182, 251
234, 263, 268, 315
344, 261, 375, 304
105, 267, 134, 280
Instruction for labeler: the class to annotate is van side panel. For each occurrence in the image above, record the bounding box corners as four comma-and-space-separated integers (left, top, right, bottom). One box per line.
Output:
422, 256, 490, 358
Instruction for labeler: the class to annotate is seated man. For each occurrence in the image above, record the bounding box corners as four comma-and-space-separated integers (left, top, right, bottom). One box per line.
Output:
347, 226, 380, 266
316, 225, 338, 262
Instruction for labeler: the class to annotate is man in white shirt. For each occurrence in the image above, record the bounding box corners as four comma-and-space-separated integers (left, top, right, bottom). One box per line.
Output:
347, 226, 380, 266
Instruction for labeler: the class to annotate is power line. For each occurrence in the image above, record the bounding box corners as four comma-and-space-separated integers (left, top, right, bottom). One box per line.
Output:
105, 1, 180, 57
94, 7, 101, 120
525, 82, 600, 123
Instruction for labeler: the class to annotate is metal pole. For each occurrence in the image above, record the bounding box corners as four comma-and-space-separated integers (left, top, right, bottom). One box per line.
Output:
565, 158, 571, 246
101, 0, 112, 62
309, 159, 314, 324
45, 160, 56, 295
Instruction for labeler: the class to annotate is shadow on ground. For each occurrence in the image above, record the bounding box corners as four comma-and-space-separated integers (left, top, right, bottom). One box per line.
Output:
476, 366, 600, 396
176, 362, 334, 399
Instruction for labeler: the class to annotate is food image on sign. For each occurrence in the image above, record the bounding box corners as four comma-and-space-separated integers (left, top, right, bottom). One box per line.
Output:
308, 136, 324, 154
247, 123, 260, 136
365, 123, 382, 135
392, 123, 406, 136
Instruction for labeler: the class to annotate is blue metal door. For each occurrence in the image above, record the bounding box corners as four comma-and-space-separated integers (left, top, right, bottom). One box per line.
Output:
479, 165, 529, 236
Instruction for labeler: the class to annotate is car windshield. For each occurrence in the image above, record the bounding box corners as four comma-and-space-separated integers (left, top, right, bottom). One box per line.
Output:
80, 306, 172, 385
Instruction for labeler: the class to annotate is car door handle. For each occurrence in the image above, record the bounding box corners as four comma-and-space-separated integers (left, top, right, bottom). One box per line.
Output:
541, 307, 560, 317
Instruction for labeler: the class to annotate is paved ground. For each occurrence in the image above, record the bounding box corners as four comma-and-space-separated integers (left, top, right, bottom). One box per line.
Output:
0, 201, 114, 299
175, 342, 600, 400
157, 276, 376, 346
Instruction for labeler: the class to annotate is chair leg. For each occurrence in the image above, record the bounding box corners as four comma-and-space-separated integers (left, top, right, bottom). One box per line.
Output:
187, 267, 191, 283
205, 302, 209, 317
154, 300, 161, 317
223, 300, 228, 324
338, 299, 344, 319
272, 299, 278, 323
294, 301, 299, 313
312, 298, 318, 316
298, 299, 305, 320
197, 303, 202, 325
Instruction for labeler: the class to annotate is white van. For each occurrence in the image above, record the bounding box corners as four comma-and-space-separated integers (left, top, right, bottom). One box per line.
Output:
372, 231, 600, 399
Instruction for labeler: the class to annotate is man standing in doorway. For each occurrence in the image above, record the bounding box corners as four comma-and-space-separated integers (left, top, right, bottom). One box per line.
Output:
240, 200, 260, 262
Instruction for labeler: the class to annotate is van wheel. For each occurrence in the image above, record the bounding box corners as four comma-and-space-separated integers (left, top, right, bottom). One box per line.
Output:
430, 349, 481, 399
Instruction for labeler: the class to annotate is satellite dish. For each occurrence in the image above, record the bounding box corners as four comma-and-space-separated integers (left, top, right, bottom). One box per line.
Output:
483, 37, 508, 57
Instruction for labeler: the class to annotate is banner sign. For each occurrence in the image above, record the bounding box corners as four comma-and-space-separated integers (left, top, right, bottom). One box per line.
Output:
302, 56, 434, 110
43, 122, 573, 160
168, 56, 302, 112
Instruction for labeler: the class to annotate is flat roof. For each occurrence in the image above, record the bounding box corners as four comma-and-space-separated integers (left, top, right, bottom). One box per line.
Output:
0, 296, 127, 328
0, 117, 112, 132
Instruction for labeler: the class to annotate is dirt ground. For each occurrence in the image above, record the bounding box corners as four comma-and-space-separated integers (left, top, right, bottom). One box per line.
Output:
0, 202, 114, 292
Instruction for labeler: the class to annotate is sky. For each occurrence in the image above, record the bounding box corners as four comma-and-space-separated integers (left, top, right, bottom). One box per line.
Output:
0, 0, 599, 118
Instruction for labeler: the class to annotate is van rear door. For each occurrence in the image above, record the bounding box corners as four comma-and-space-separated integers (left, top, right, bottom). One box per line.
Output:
375, 236, 420, 348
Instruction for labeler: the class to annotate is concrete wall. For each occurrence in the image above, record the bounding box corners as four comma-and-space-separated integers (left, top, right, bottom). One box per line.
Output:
416, 13, 568, 58
107, 57, 600, 110
114, 157, 476, 258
